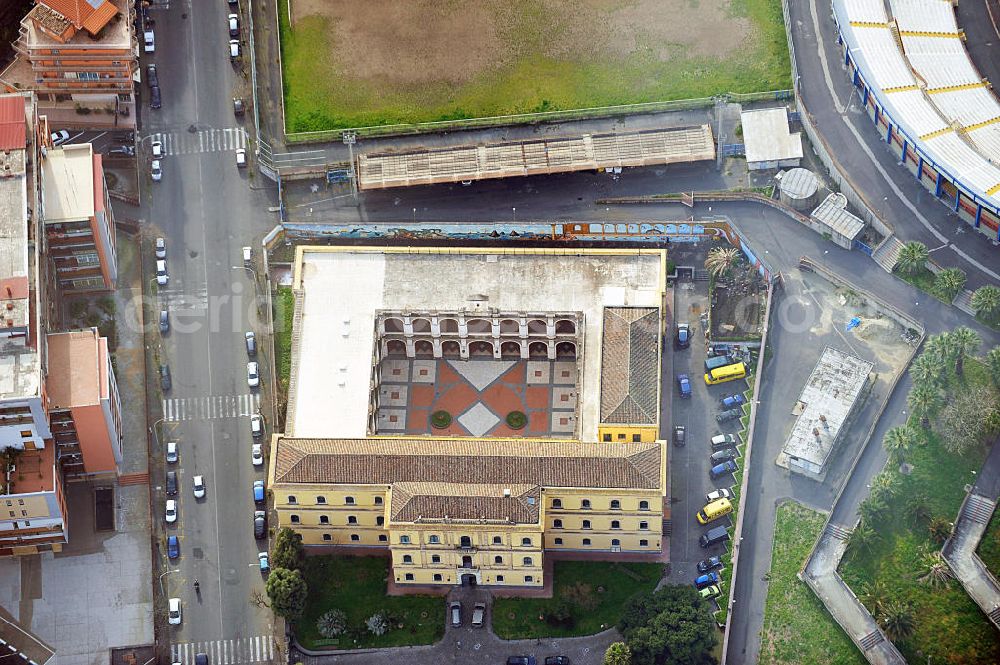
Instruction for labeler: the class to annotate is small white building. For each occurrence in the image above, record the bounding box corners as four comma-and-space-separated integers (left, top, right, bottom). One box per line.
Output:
741, 107, 803, 171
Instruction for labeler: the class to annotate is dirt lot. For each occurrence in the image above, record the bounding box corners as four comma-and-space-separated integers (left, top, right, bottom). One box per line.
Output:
281, 0, 790, 131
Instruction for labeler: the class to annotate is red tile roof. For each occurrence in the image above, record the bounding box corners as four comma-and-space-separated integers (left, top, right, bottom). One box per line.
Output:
0, 96, 25, 151
40, 0, 118, 34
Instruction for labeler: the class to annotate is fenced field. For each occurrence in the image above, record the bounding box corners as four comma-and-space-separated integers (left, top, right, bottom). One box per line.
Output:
279, 0, 791, 134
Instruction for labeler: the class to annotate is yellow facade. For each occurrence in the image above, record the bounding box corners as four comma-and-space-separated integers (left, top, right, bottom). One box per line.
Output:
597, 425, 660, 443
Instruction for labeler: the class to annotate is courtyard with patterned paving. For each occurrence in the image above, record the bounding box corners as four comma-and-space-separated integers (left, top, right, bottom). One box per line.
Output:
374, 358, 579, 438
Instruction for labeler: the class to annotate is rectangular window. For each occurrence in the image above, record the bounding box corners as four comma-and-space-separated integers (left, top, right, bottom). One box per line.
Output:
378, 534, 388, 542
400, 535, 410, 544
20, 430, 31, 437
287, 496, 297, 504
582, 520, 591, 529
429, 535, 440, 543
290, 515, 300, 523
316, 496, 326, 504
405, 573, 414, 581
551, 498, 562, 508
496, 575, 504, 582
639, 521, 649, 530
323, 533, 332, 541
433, 574, 442, 582
319, 515, 329, 524
347, 516, 357, 524
582, 538, 591, 546
374, 496, 383, 505
377, 516, 385, 526
632, 434, 642, 442
345, 496, 355, 505
640, 539, 649, 547
602, 434, 612, 442
492, 536, 502, 545
525, 575, 534, 583
350, 534, 360, 542
432, 555, 441, 563
554, 537, 563, 545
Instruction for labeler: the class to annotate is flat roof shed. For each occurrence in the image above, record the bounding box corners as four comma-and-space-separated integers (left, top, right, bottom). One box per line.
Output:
741, 107, 803, 170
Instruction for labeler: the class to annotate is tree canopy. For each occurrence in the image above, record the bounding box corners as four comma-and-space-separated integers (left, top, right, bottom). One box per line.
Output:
618, 586, 718, 665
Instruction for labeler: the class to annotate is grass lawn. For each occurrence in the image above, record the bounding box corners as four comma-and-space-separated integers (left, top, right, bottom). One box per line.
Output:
760, 502, 865, 665
296, 555, 445, 649
273, 286, 294, 397
491, 561, 662, 639
977, 510, 1000, 578
838, 359, 1000, 662
892, 267, 949, 303
279, 0, 791, 132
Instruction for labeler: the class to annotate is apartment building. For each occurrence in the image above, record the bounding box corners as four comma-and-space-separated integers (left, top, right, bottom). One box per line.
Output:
269, 438, 666, 588
41, 141, 117, 294
0, 0, 136, 125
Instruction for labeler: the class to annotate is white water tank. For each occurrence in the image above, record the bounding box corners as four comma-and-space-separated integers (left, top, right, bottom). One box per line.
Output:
778, 168, 819, 211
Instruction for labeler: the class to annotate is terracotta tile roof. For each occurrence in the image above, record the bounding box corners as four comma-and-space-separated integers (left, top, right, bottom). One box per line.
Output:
390, 482, 540, 524
0, 96, 25, 151
273, 438, 662, 490
39, 0, 117, 34
599, 307, 660, 424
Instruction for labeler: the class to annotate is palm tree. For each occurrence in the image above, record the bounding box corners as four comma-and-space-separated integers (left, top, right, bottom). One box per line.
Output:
909, 351, 945, 388
948, 327, 981, 376
933, 268, 966, 301
903, 492, 931, 526
860, 579, 890, 618
927, 516, 952, 544
986, 347, 1000, 387
883, 426, 915, 462
879, 600, 916, 642
894, 241, 929, 276
704, 246, 741, 279
907, 383, 943, 430
918, 550, 954, 588
847, 522, 879, 558
971, 285, 1000, 323
923, 333, 953, 366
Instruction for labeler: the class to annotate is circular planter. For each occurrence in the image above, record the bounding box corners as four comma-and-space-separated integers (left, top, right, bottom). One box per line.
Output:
430, 410, 452, 429
506, 411, 528, 429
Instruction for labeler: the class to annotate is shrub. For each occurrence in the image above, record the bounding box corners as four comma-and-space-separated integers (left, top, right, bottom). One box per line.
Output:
366, 611, 389, 636
317, 609, 347, 638
430, 411, 451, 428
506, 411, 527, 429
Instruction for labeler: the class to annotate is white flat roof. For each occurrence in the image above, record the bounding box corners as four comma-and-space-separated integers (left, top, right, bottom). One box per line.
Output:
741, 108, 803, 165
289, 248, 664, 440
41, 143, 95, 222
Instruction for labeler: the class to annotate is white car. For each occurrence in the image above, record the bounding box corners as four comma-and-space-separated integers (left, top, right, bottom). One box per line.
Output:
705, 488, 732, 503
229, 39, 240, 59
165, 499, 177, 523
50, 129, 70, 146
165, 441, 177, 464
152, 140, 163, 158
251, 443, 263, 467
155, 236, 166, 259
247, 361, 259, 388
235, 148, 247, 168
151, 159, 162, 181
250, 414, 263, 438
144, 30, 155, 53
156, 259, 168, 285
168, 597, 181, 625
192, 475, 206, 499
228, 14, 240, 37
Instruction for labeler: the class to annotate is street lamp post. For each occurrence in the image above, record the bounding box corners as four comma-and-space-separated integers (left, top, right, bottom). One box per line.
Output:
149, 417, 165, 448
158, 568, 179, 595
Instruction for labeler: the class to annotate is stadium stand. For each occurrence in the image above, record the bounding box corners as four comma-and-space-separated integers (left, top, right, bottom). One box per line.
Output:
833, 0, 1000, 241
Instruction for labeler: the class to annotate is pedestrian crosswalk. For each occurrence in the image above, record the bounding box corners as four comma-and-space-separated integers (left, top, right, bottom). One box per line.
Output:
150, 128, 247, 156
171, 635, 275, 665
163, 393, 260, 421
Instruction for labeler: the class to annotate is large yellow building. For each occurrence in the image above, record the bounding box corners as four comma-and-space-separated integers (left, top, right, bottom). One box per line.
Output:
269, 437, 665, 588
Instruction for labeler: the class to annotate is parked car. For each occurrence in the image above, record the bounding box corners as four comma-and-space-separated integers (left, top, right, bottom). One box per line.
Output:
228, 13, 240, 37
109, 145, 135, 156
258, 551, 269, 572
253, 479, 264, 504
698, 584, 721, 600
672, 425, 686, 447
716, 408, 741, 423
472, 602, 486, 627
194, 654, 208, 665
242, 246, 252, 264
151, 159, 162, 181
506, 658, 536, 665
155, 236, 166, 259
144, 30, 155, 52
160, 364, 171, 391
676, 373, 691, 399
709, 459, 738, 479
229, 39, 240, 59
705, 488, 732, 503
253, 510, 266, 539
167, 597, 181, 624
50, 129, 70, 146
247, 361, 259, 388
156, 259, 168, 285
245, 331, 256, 356
675, 322, 690, 349
159, 310, 169, 333
165, 470, 177, 496
166, 441, 178, 464
228, 0, 238, 5
694, 572, 720, 589
251, 443, 263, 466
149, 84, 162, 109
192, 475, 206, 499
709, 449, 737, 465
544, 658, 571, 665
720, 393, 746, 409
235, 148, 247, 168
697, 556, 723, 573
710, 433, 738, 450
250, 414, 263, 438
167, 535, 179, 559
152, 140, 163, 159
146, 64, 159, 89
233, 97, 245, 116
450, 601, 461, 627
165, 499, 177, 523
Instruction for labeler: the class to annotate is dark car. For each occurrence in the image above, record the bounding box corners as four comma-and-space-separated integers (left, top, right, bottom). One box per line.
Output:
253, 510, 266, 539
507, 658, 537, 665
146, 64, 159, 89
720, 393, 746, 409
167, 534, 179, 559
697, 556, 723, 573
150, 85, 161, 109
160, 364, 171, 391
716, 408, 741, 423
195, 654, 208, 665
159, 310, 169, 333
709, 449, 737, 465
544, 658, 571, 665
233, 97, 245, 116
166, 470, 177, 496
675, 322, 690, 349
694, 572, 720, 589
245, 331, 256, 356
709, 459, 738, 479
672, 425, 686, 447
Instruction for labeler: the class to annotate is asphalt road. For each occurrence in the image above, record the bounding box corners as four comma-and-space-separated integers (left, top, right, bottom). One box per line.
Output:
141, 0, 278, 656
